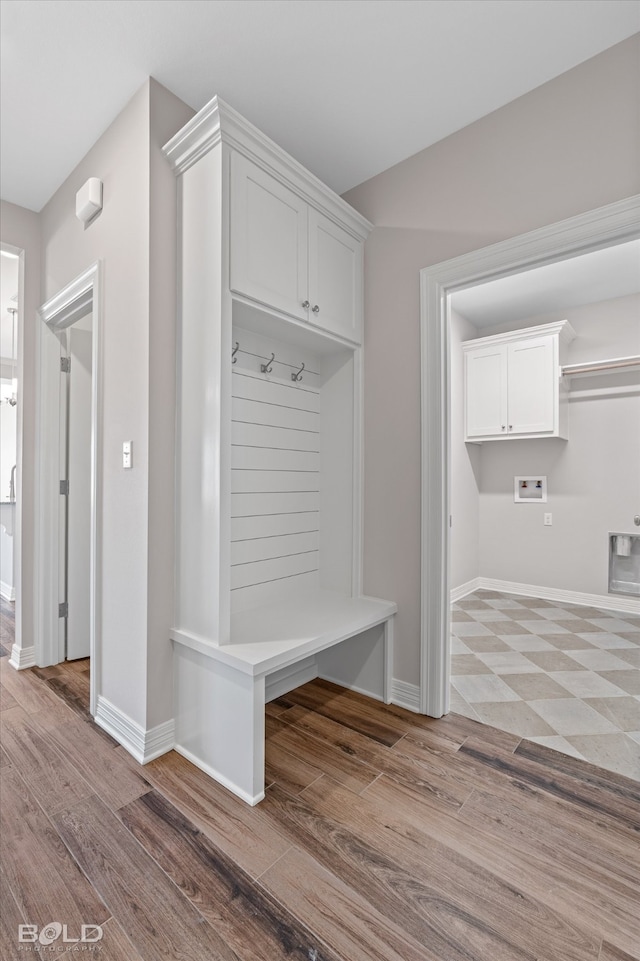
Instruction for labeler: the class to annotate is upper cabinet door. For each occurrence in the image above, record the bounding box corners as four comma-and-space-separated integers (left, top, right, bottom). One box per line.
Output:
308, 209, 362, 343
465, 344, 508, 438
507, 336, 555, 434
230, 153, 308, 321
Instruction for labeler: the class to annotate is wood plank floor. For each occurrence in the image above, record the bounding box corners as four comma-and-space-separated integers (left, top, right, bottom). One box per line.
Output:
1, 616, 638, 960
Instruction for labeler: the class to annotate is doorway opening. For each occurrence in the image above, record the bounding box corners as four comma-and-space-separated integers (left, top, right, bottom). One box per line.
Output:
419, 195, 640, 720
445, 242, 640, 778
34, 263, 101, 715
1, 244, 24, 666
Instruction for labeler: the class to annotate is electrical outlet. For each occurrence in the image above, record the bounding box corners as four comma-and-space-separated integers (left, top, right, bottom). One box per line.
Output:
544, 513, 552, 526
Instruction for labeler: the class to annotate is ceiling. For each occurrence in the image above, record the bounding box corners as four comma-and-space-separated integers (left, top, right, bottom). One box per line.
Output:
1, 0, 639, 212
450, 240, 640, 329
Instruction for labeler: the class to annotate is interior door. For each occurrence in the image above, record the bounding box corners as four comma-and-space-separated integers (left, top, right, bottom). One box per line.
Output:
65, 321, 92, 659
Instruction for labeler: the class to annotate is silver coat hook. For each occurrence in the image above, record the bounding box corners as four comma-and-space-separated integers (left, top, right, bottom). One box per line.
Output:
291, 362, 305, 383
231, 341, 239, 364
260, 352, 275, 374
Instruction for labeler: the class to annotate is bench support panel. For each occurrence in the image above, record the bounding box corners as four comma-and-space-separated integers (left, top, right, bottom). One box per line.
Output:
173, 644, 266, 805
316, 621, 392, 703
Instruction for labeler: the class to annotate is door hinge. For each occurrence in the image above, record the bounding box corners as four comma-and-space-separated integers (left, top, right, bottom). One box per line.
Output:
60, 479, 69, 496
58, 602, 68, 618
60, 356, 71, 373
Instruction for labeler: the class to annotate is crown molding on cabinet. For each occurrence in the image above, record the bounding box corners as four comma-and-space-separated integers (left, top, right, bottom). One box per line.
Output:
162, 96, 372, 241
461, 318, 576, 350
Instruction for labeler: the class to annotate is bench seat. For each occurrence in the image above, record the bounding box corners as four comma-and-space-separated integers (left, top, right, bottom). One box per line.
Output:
170, 589, 397, 804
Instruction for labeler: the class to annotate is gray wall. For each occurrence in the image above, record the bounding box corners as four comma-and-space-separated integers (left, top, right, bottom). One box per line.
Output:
475, 294, 640, 596
0, 201, 40, 652
343, 35, 640, 682
38, 79, 193, 729
146, 82, 195, 726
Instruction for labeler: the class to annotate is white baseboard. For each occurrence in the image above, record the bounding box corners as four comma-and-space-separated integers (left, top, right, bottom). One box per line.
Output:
143, 718, 176, 762
173, 743, 264, 806
95, 696, 175, 764
450, 577, 481, 604
8, 644, 36, 670
0, 580, 15, 602
391, 678, 421, 713
477, 577, 640, 615
319, 673, 386, 703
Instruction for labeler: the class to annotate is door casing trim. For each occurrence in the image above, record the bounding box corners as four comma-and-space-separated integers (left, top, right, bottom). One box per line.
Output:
35, 261, 102, 716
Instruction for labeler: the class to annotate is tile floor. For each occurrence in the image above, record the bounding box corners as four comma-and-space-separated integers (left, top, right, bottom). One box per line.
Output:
450, 589, 640, 780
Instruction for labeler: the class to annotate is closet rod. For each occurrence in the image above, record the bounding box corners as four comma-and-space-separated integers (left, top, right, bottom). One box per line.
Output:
562, 355, 640, 376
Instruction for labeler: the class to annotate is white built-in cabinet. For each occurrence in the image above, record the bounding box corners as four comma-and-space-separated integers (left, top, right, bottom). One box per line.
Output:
163, 97, 396, 805
230, 152, 363, 343
463, 321, 575, 442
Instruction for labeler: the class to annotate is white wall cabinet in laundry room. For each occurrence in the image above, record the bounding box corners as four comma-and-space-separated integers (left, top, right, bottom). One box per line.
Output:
463, 320, 575, 441
230, 152, 363, 344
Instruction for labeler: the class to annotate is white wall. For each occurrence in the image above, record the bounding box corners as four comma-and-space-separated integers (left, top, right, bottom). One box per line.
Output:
0, 387, 17, 597
0, 390, 16, 502
449, 308, 480, 591
475, 294, 639, 596
0, 502, 14, 599
343, 35, 640, 682
147, 82, 195, 727
40, 82, 149, 722
39, 79, 193, 730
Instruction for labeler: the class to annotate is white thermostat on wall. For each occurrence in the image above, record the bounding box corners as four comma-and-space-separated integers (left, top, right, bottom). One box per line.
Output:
514, 476, 547, 503
76, 178, 103, 225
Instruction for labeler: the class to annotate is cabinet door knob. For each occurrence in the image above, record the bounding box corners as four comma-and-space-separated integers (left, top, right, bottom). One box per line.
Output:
501, 425, 506, 431
508, 425, 513, 430
312, 304, 320, 313
302, 300, 310, 309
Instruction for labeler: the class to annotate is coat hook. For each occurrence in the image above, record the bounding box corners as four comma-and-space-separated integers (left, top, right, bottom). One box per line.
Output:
291, 362, 305, 383
260, 352, 275, 374
231, 341, 239, 364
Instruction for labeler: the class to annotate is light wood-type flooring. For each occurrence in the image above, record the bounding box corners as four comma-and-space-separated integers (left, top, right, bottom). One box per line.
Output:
1, 599, 639, 961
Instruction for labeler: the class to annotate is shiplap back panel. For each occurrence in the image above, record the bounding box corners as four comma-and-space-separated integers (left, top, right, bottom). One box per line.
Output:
231, 327, 321, 613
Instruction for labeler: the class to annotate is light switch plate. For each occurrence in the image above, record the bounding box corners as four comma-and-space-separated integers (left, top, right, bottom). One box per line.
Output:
123, 441, 132, 469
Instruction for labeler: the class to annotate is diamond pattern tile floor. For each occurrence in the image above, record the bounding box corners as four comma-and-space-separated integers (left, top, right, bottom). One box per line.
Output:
450, 590, 640, 780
